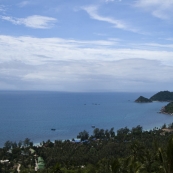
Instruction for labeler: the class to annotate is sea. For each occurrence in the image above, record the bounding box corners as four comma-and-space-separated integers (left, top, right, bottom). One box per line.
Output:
0, 91, 173, 147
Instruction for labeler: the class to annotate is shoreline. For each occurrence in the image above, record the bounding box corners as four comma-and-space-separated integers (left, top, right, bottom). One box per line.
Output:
158, 106, 173, 116
1, 123, 173, 149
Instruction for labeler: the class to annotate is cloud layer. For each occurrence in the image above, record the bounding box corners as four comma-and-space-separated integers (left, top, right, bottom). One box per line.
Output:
0, 0, 172, 92
0, 35, 173, 91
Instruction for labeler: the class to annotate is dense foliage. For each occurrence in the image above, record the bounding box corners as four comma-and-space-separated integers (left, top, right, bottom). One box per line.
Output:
164, 102, 173, 114
1, 124, 173, 172
150, 91, 173, 101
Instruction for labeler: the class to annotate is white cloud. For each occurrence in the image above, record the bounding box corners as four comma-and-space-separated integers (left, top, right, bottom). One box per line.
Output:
1, 15, 57, 29
144, 43, 173, 49
134, 0, 173, 20
82, 6, 137, 32
0, 35, 173, 65
0, 35, 173, 91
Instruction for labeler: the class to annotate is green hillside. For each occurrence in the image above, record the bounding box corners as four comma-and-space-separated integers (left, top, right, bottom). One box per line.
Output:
150, 91, 173, 101
135, 96, 152, 103
164, 102, 173, 114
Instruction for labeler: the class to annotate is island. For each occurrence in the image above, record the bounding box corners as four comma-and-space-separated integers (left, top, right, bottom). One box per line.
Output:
150, 91, 173, 102
135, 91, 173, 114
135, 96, 152, 103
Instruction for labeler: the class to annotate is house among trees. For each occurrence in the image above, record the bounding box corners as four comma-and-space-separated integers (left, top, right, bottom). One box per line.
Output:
37, 157, 45, 170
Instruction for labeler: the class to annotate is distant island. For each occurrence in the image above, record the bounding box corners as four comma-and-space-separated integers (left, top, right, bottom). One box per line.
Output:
135, 91, 173, 114
150, 91, 173, 102
135, 96, 152, 103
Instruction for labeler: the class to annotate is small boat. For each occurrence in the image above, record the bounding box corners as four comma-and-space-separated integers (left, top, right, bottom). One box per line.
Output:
51, 128, 56, 131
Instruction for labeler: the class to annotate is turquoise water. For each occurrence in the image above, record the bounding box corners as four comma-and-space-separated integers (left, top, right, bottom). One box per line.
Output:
0, 91, 172, 147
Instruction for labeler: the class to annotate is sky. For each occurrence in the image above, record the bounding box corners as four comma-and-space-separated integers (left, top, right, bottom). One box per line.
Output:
0, 0, 173, 92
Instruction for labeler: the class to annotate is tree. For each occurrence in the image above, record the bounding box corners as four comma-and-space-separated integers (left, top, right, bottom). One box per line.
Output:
162, 124, 167, 129
105, 129, 110, 139
99, 129, 105, 139
93, 128, 100, 138
132, 125, 142, 136
111, 159, 121, 173
29, 141, 33, 147
167, 135, 173, 172
51, 163, 63, 173
93, 128, 106, 139
117, 127, 130, 137
11, 141, 18, 149
126, 156, 144, 173
4, 140, 12, 150
109, 127, 115, 138
24, 138, 30, 147
77, 130, 89, 141
18, 140, 23, 148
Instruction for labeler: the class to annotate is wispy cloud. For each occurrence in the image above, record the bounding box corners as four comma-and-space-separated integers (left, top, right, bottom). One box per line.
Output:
105, 0, 114, 2
82, 5, 137, 32
1, 15, 57, 29
18, 1, 31, 7
143, 43, 173, 49
0, 5, 6, 14
134, 0, 173, 20
165, 38, 173, 41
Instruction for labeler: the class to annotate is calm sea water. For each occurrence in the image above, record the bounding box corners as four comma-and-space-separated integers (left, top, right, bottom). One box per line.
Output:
0, 91, 173, 147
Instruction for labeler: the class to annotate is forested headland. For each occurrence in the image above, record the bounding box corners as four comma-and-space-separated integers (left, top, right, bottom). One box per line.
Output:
135, 91, 173, 102
135, 91, 173, 115
1, 124, 173, 173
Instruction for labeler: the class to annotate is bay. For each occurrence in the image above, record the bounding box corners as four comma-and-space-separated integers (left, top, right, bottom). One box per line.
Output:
0, 91, 173, 147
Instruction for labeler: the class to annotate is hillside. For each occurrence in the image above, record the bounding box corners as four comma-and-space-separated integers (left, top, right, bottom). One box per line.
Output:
162, 102, 173, 114
150, 91, 173, 101
135, 96, 152, 103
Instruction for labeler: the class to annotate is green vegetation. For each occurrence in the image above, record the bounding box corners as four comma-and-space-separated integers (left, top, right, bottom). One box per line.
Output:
150, 91, 173, 101
135, 91, 173, 102
164, 102, 173, 114
135, 96, 152, 103
1, 125, 173, 172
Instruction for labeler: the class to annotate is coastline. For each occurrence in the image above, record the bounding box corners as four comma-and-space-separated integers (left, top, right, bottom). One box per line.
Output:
159, 106, 173, 116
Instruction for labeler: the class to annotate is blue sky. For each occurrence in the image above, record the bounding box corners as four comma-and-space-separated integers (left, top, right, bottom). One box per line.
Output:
0, 0, 173, 92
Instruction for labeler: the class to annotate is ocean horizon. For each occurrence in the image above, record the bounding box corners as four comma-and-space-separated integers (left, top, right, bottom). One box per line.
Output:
0, 91, 172, 147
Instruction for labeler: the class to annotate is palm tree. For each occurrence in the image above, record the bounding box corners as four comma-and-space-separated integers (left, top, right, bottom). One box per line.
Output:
126, 156, 144, 173
167, 135, 173, 173
111, 159, 121, 173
